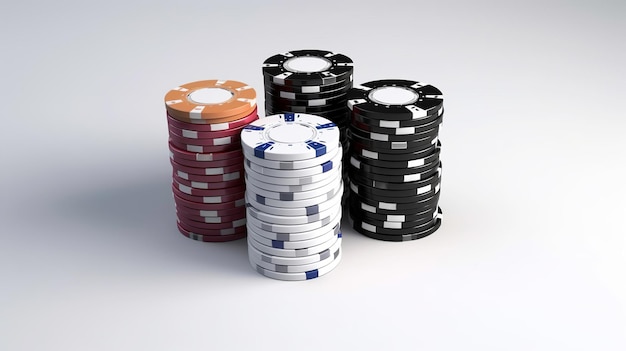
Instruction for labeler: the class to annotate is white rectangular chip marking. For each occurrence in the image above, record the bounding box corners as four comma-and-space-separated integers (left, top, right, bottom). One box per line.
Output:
176, 171, 190, 180
301, 86, 320, 93
350, 158, 360, 168
309, 99, 326, 106
391, 141, 408, 149
370, 132, 388, 141
202, 196, 221, 203
362, 149, 378, 159
379, 202, 396, 210
407, 105, 427, 119
191, 181, 208, 189
404, 174, 421, 182
216, 80, 226, 85
196, 153, 214, 161
187, 145, 203, 153
417, 185, 431, 195
199, 210, 218, 217
361, 203, 376, 213
166, 99, 183, 105
204, 167, 225, 176
383, 221, 401, 229
387, 215, 405, 222
280, 92, 296, 99
379, 120, 400, 128
182, 130, 198, 138
190, 106, 205, 119
238, 98, 256, 106
396, 127, 414, 135
407, 159, 425, 167
178, 184, 192, 194
213, 137, 231, 146
362, 222, 377, 232
223, 172, 241, 182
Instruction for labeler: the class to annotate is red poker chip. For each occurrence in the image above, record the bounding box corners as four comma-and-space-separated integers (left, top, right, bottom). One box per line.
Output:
170, 158, 243, 176
169, 153, 244, 168
173, 169, 242, 183
169, 138, 241, 154
172, 172, 245, 190
177, 222, 246, 242
172, 185, 245, 204
174, 202, 246, 218
168, 130, 242, 147
176, 214, 246, 230
167, 122, 246, 139
168, 142, 243, 162
173, 192, 246, 210
172, 178, 246, 196
177, 219, 247, 236
176, 211, 246, 226
166, 107, 258, 131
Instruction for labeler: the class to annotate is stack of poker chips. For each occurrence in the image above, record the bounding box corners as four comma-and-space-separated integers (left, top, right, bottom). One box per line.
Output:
164, 80, 258, 242
241, 113, 344, 280
346, 80, 444, 242
262, 49, 353, 203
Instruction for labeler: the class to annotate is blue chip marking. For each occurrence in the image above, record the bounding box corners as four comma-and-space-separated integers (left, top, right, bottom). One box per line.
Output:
244, 125, 265, 131
306, 141, 326, 157
271, 240, 284, 249
316, 122, 336, 129
321, 160, 333, 172
256, 194, 266, 205
284, 113, 295, 122
254, 142, 274, 159
305, 270, 319, 279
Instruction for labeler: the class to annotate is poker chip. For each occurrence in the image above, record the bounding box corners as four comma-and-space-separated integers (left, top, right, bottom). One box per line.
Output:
241, 113, 340, 161
165, 80, 256, 122
262, 50, 354, 205
164, 80, 258, 242
243, 113, 343, 280
347, 79, 445, 241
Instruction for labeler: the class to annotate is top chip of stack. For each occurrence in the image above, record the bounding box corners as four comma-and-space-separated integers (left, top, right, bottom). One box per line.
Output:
164, 80, 258, 242
346, 80, 445, 242
241, 113, 344, 280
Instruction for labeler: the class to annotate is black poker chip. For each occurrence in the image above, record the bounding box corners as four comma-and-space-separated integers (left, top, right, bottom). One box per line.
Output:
351, 113, 443, 135
348, 181, 439, 204
351, 107, 443, 128
349, 154, 440, 176
265, 83, 353, 100
350, 189, 441, 212
349, 199, 439, 222
264, 76, 352, 93
263, 49, 353, 86
348, 167, 441, 191
350, 139, 439, 162
349, 124, 440, 143
350, 206, 442, 229
348, 129, 438, 153
346, 79, 443, 120
348, 159, 441, 183
351, 146, 441, 169
350, 211, 442, 235
265, 91, 348, 107
349, 217, 442, 242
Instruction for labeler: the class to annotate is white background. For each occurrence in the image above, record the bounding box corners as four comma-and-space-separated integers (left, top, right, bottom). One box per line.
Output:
1, 0, 625, 350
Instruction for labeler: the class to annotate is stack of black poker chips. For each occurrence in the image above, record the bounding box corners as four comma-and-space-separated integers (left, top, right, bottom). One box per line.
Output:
346, 79, 445, 242
262, 49, 354, 203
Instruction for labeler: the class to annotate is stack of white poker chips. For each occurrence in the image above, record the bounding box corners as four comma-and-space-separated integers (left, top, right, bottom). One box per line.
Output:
241, 113, 343, 281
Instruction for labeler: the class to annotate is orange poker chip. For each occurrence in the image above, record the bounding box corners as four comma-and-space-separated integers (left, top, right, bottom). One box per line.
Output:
164, 80, 257, 122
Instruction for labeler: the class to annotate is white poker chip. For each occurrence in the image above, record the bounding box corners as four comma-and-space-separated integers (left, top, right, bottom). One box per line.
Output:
240, 113, 340, 161
244, 147, 342, 178
243, 143, 342, 170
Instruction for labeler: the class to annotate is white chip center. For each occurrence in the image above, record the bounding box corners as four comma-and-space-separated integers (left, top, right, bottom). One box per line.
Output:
268, 124, 315, 143
188, 88, 233, 105
284, 57, 332, 73
369, 86, 419, 105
